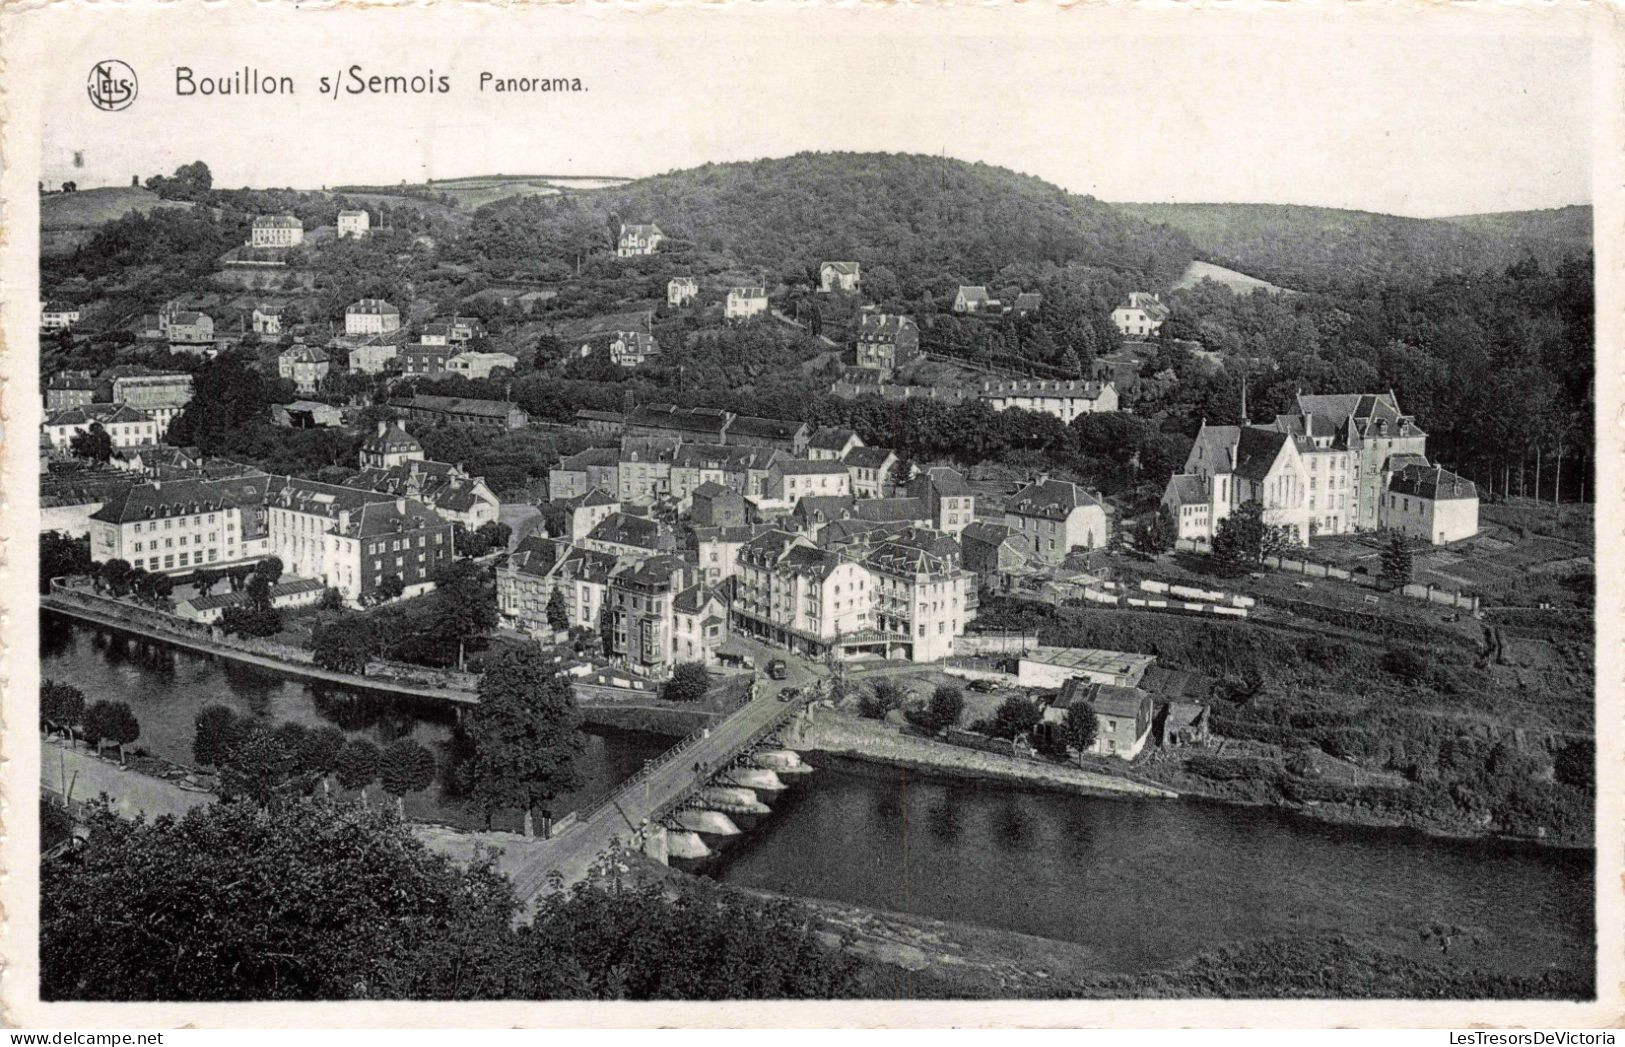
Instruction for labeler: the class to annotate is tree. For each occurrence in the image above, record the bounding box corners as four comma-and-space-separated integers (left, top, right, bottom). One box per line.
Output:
545, 588, 569, 632
1380, 534, 1414, 589
83, 700, 140, 765
40, 532, 91, 593
476, 521, 512, 552
300, 726, 348, 796
193, 570, 219, 597
859, 679, 904, 720
427, 561, 498, 669
908, 685, 964, 733
192, 704, 243, 768
1134, 505, 1178, 558
312, 614, 378, 674
246, 573, 273, 611
459, 645, 584, 835
662, 662, 711, 704
216, 721, 302, 806
379, 738, 438, 816
254, 556, 285, 585
888, 454, 914, 495
979, 695, 1042, 741
1064, 701, 1099, 754
597, 606, 615, 656
41, 680, 86, 746
70, 422, 113, 464
99, 558, 134, 596
1210, 500, 1284, 576
220, 603, 282, 638
41, 800, 518, 1001
334, 737, 382, 804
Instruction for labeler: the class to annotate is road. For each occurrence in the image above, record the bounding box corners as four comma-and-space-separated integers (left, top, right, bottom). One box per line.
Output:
506, 644, 828, 902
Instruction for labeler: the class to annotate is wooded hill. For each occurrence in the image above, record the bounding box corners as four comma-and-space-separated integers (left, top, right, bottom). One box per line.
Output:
1113, 202, 1591, 292
469, 152, 1199, 297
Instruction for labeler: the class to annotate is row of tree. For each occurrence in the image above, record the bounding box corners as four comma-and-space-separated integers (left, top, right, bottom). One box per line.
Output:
40, 681, 140, 764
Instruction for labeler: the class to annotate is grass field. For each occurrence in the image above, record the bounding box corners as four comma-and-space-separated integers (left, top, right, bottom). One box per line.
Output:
40, 186, 195, 231
1173, 259, 1291, 295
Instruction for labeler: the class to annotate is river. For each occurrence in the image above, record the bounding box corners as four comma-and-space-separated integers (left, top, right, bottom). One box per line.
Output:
43, 614, 1593, 984
41, 612, 672, 833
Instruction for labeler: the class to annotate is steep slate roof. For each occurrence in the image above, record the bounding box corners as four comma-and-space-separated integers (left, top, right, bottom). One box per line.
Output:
1013, 292, 1042, 311
1232, 428, 1291, 483
822, 261, 860, 275
728, 415, 805, 442
558, 446, 620, 470
852, 497, 929, 523
774, 459, 849, 476
628, 404, 730, 438
793, 495, 857, 524
347, 298, 400, 316
961, 521, 1016, 547
280, 344, 329, 364
1161, 473, 1209, 505
1006, 478, 1099, 519
1387, 463, 1477, 501
923, 465, 972, 496
46, 403, 152, 427
361, 421, 422, 456
390, 395, 516, 420
864, 540, 956, 578
90, 474, 268, 525
843, 446, 897, 470
673, 583, 724, 615
1055, 679, 1152, 719
808, 427, 861, 451
620, 223, 664, 238
691, 480, 739, 500
587, 511, 667, 550
728, 287, 767, 299
855, 314, 917, 342
253, 214, 301, 228
957, 286, 990, 303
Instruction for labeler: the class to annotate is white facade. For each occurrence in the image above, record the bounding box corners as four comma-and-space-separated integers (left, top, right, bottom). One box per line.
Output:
345, 299, 402, 337
979, 380, 1119, 423
337, 210, 371, 238
668, 277, 699, 307
250, 216, 304, 248
41, 304, 81, 330
725, 288, 768, 320
447, 351, 518, 379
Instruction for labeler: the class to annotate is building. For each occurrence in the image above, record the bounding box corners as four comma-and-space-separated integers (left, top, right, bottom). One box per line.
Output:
250, 214, 304, 248
337, 209, 370, 238
689, 524, 757, 584
161, 308, 214, 349
862, 537, 975, 662
402, 343, 454, 376
44, 403, 159, 450
1292, 392, 1431, 533
1012, 292, 1042, 316
667, 277, 699, 307
574, 409, 625, 436
853, 314, 920, 374
111, 373, 194, 434
732, 530, 874, 658
978, 379, 1118, 423
1158, 474, 1212, 541
820, 261, 861, 293
359, 420, 426, 470
909, 466, 976, 535
45, 371, 99, 410
843, 446, 898, 500
608, 331, 660, 367
552, 489, 621, 542
767, 459, 853, 504
389, 395, 529, 430
669, 444, 779, 502
277, 344, 330, 394
953, 286, 993, 313
673, 584, 730, 666
1016, 646, 1155, 689
176, 578, 326, 624
1004, 478, 1108, 564
617, 438, 681, 505
727, 415, 809, 456
251, 305, 283, 336
549, 447, 620, 502
345, 299, 402, 337
497, 538, 617, 637
581, 511, 677, 559
608, 556, 695, 676
270, 400, 343, 428
447, 351, 518, 380
346, 337, 404, 375
807, 427, 864, 461
692, 482, 746, 528
346, 459, 501, 530
616, 223, 664, 257
1164, 423, 1310, 545
960, 521, 1027, 577
1111, 292, 1169, 339
725, 287, 768, 321
1380, 464, 1479, 544
1043, 679, 1155, 760
41, 302, 81, 330
420, 318, 484, 346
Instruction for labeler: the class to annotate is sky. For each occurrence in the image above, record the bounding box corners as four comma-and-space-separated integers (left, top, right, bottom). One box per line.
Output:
28, 4, 1598, 218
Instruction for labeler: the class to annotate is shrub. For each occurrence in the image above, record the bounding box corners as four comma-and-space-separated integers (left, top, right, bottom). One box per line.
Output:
858, 680, 903, 720
1381, 648, 1429, 683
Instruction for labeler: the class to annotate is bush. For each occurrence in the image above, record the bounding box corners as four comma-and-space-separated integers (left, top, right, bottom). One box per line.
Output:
662, 662, 711, 704
858, 680, 903, 720
1381, 648, 1429, 683
973, 695, 1042, 740
905, 685, 964, 733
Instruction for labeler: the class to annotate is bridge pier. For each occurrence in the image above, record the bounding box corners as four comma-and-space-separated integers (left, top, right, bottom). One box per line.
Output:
640, 822, 669, 865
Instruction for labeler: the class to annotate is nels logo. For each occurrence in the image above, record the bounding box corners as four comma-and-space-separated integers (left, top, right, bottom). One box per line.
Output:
87, 60, 138, 111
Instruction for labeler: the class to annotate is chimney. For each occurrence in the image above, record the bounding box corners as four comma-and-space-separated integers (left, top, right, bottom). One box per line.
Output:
338, 509, 351, 532
377, 420, 387, 437
395, 497, 407, 514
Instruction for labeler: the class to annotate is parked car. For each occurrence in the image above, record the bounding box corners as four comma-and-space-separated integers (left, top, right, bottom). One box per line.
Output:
967, 678, 998, 693
777, 687, 799, 703
766, 659, 789, 680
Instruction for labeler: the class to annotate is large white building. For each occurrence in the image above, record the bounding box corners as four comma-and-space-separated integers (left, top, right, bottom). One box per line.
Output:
345, 299, 402, 337
250, 215, 304, 248
725, 287, 768, 320
337, 209, 371, 238
978, 379, 1118, 423
1111, 292, 1169, 339
44, 404, 159, 450
110, 373, 194, 435
1004, 478, 1108, 564
616, 223, 664, 257
277, 345, 330, 395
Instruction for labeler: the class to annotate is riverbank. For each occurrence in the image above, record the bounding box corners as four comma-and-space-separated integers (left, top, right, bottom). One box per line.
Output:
796, 711, 1177, 800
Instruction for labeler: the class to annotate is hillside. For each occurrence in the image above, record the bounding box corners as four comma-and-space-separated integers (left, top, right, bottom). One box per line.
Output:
470, 152, 1198, 296
1114, 202, 1591, 291
40, 186, 194, 231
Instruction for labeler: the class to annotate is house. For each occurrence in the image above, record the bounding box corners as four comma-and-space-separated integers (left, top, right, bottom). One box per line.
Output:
552, 489, 621, 542
574, 409, 625, 436
421, 318, 484, 345
853, 314, 921, 374
270, 400, 343, 428
581, 511, 677, 559
1004, 478, 1108, 564
960, 521, 1027, 577
727, 415, 809, 456
862, 537, 975, 662
766, 459, 853, 504
497, 538, 620, 637
692, 481, 746, 528
251, 305, 283, 335
673, 583, 730, 666
616, 223, 664, 257
725, 287, 769, 321
668, 277, 699, 307
1165, 422, 1312, 545
1012, 292, 1042, 316
1158, 473, 1213, 541
345, 299, 402, 337
843, 445, 898, 499
402, 343, 454, 376
607, 556, 696, 677
250, 214, 304, 248
41, 302, 81, 330
1017, 645, 1155, 689
358, 420, 425, 470
819, 262, 861, 293
388, 395, 528, 430
625, 403, 731, 443
1111, 292, 1169, 339
346, 336, 405, 375
608, 331, 660, 367
175, 577, 327, 624
978, 379, 1118, 423
447, 351, 518, 380
909, 466, 976, 534
1043, 679, 1155, 760
807, 427, 863, 462
46, 371, 100, 410
617, 437, 682, 505
953, 286, 994, 313
277, 344, 330, 394
110, 373, 194, 434
549, 446, 620, 502
731, 530, 875, 658
345, 459, 501, 530
44, 404, 159, 450
1380, 464, 1479, 544
1291, 391, 1432, 534
689, 524, 758, 584
161, 307, 215, 348
336, 209, 370, 238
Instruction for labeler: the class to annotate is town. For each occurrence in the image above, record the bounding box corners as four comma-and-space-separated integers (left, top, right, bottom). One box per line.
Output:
35, 154, 1595, 1002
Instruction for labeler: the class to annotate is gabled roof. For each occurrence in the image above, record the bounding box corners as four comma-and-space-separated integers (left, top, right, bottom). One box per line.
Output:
674, 583, 724, 615
558, 446, 620, 470
774, 458, 849, 476
1161, 473, 1208, 506
956, 286, 990, 302
620, 223, 664, 238
390, 395, 518, 420
1006, 478, 1100, 519
46, 403, 152, 427
843, 445, 897, 470
727, 287, 767, 299
852, 497, 929, 523
808, 427, 861, 451
361, 421, 421, 455
729, 415, 806, 441
855, 314, 917, 341
961, 521, 1016, 547
280, 344, 329, 364
252, 214, 301, 228
1232, 428, 1291, 483
1056, 679, 1151, 719
1388, 463, 1477, 501
587, 511, 667, 550
922, 465, 972, 496
822, 261, 860, 275
347, 298, 399, 316
1013, 292, 1042, 311
692, 480, 738, 500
